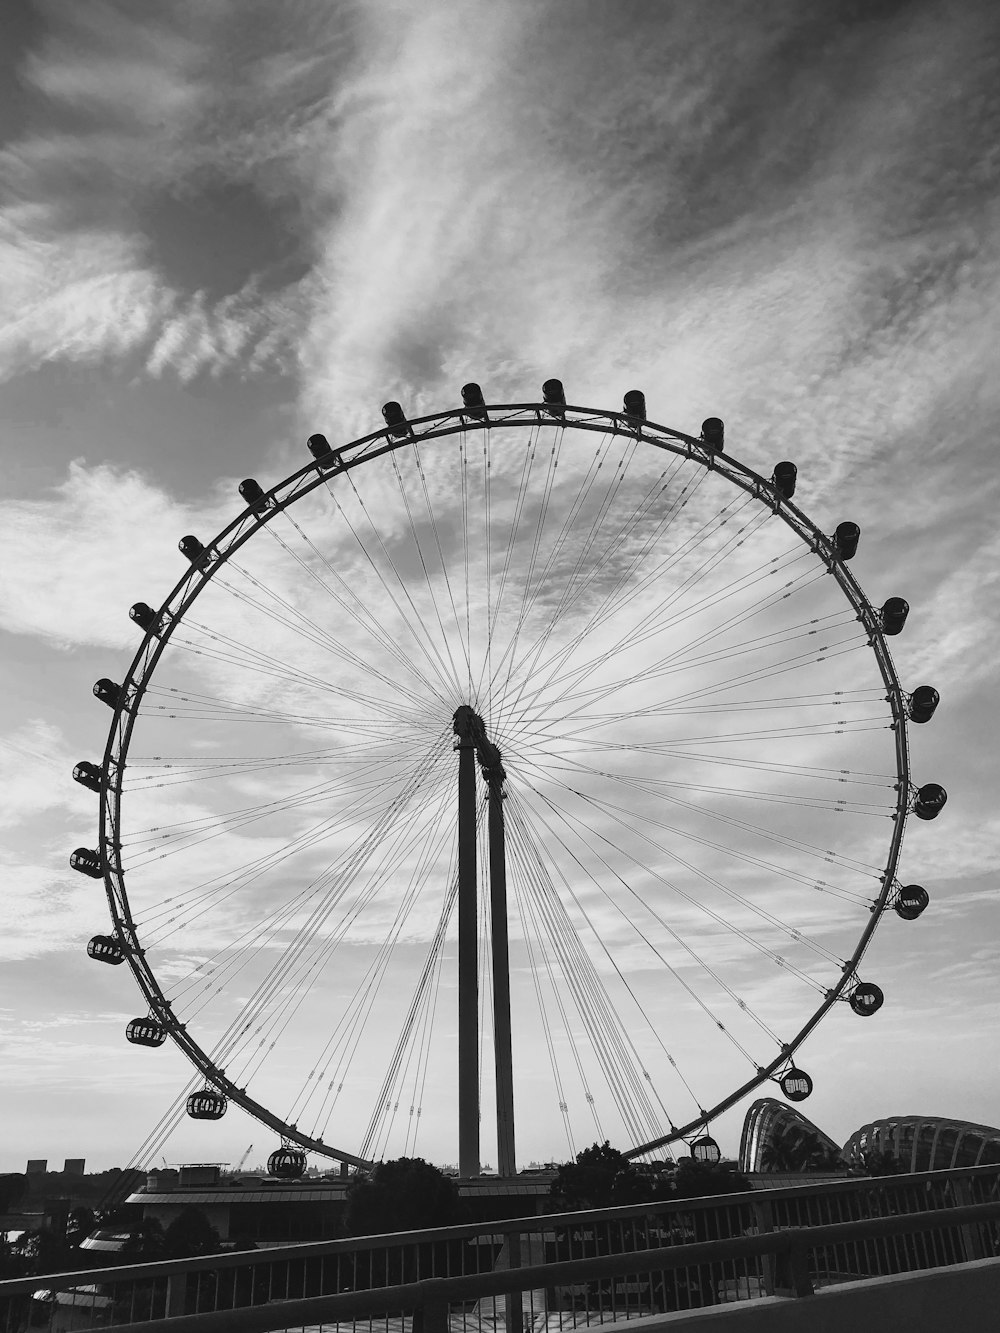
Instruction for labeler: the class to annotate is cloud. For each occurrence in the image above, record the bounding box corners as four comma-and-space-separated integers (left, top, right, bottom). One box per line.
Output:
0, 0, 338, 385
0, 460, 239, 648
2, 0, 999, 1165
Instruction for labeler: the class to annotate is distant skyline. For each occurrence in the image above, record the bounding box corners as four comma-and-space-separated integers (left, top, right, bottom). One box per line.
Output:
2, 0, 999, 1173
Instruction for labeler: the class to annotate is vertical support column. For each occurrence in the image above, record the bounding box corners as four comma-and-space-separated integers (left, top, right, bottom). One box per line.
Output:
489, 778, 516, 1179
457, 737, 480, 1178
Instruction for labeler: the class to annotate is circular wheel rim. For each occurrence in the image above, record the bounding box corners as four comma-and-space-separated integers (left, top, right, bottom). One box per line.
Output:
90, 400, 913, 1166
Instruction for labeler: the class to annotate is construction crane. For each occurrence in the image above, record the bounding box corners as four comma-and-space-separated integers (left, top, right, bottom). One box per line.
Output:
234, 1144, 253, 1173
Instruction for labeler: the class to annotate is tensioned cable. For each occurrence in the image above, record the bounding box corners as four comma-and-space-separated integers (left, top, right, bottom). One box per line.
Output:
506, 852, 579, 1157
496, 477, 761, 723
515, 755, 849, 970
503, 522, 811, 730
364, 867, 455, 1162
130, 753, 440, 952
267, 504, 455, 709
505, 797, 670, 1145
123, 762, 403, 863
220, 746, 456, 1092
132, 763, 424, 961
410, 437, 475, 693
510, 748, 879, 906
290, 774, 459, 1130
485, 421, 543, 691
157, 735, 452, 1078
330, 463, 465, 705
505, 787, 736, 1123
494, 447, 717, 727
387, 447, 465, 699
271, 769, 458, 1138
511, 780, 772, 1066
488, 423, 568, 707
505, 509, 806, 714
507, 828, 597, 1152
188, 577, 443, 723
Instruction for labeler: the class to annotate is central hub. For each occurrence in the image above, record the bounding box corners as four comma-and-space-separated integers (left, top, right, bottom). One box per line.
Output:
453, 706, 505, 785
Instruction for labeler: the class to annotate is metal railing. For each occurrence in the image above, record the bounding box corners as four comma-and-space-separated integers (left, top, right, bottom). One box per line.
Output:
3, 1163, 999, 1332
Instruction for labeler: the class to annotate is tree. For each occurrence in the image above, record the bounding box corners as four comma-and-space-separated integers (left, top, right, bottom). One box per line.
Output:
550, 1141, 655, 1211
344, 1158, 460, 1236
860, 1148, 907, 1177
0, 1175, 27, 1214
120, 1217, 167, 1260
760, 1126, 844, 1173
163, 1207, 221, 1259
671, 1159, 751, 1199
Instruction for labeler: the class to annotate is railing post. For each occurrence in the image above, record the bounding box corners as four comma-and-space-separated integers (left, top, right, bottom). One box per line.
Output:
752, 1196, 776, 1296
505, 1231, 524, 1333
772, 1233, 813, 1298
951, 1177, 986, 1262
413, 1277, 450, 1333
165, 1272, 187, 1318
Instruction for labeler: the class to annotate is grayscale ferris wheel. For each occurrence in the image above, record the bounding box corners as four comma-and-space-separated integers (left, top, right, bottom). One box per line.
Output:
72, 381, 944, 1176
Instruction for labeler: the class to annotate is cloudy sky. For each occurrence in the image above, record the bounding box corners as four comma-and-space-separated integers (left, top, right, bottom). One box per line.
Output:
1, 0, 999, 1176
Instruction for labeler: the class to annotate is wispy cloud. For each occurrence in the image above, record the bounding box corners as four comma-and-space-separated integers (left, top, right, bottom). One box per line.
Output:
1, 0, 998, 1167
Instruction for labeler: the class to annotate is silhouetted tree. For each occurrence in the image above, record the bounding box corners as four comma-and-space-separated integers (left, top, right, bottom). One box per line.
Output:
344, 1158, 460, 1236
0, 1174, 27, 1214
671, 1159, 751, 1199
761, 1126, 843, 1173
163, 1207, 221, 1258
342, 1159, 461, 1290
550, 1141, 654, 1211
120, 1217, 167, 1260
860, 1148, 907, 1176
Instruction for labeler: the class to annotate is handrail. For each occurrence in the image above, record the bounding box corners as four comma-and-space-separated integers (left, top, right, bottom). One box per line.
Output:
2, 1163, 998, 1300
97, 1200, 1000, 1333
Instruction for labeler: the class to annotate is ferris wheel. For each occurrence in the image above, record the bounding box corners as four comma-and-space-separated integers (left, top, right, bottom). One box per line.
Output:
72, 382, 944, 1175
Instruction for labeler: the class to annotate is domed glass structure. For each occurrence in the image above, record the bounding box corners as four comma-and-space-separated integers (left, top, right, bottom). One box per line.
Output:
739, 1099, 844, 1173
740, 1100, 1000, 1175
843, 1117, 1000, 1173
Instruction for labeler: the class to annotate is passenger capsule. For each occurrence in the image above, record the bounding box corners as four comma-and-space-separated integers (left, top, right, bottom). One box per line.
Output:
894, 884, 930, 920
307, 434, 339, 469
382, 401, 410, 439
907, 686, 939, 724
690, 1134, 721, 1163
186, 1090, 228, 1120
623, 390, 646, 421
126, 1017, 167, 1047
93, 679, 122, 709
178, 535, 204, 561
880, 597, 909, 635
778, 1067, 813, 1102
73, 762, 103, 793
849, 982, 884, 1016
913, 782, 947, 820
542, 379, 566, 418
701, 418, 725, 451
129, 602, 156, 632
267, 1147, 307, 1179
87, 934, 125, 965
772, 461, 797, 499
461, 382, 488, 419
834, 521, 860, 561
70, 848, 104, 879
239, 478, 268, 513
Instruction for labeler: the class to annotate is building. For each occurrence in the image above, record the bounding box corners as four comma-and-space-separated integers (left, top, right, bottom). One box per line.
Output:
739, 1098, 844, 1174
739, 1098, 1000, 1177
96, 1164, 558, 1248
843, 1116, 1000, 1172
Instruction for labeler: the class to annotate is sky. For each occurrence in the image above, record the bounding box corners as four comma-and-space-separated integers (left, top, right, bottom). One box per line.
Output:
1, 0, 999, 1177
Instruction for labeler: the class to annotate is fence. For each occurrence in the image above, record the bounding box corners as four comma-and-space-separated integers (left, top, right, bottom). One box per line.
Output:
2, 1163, 999, 1332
